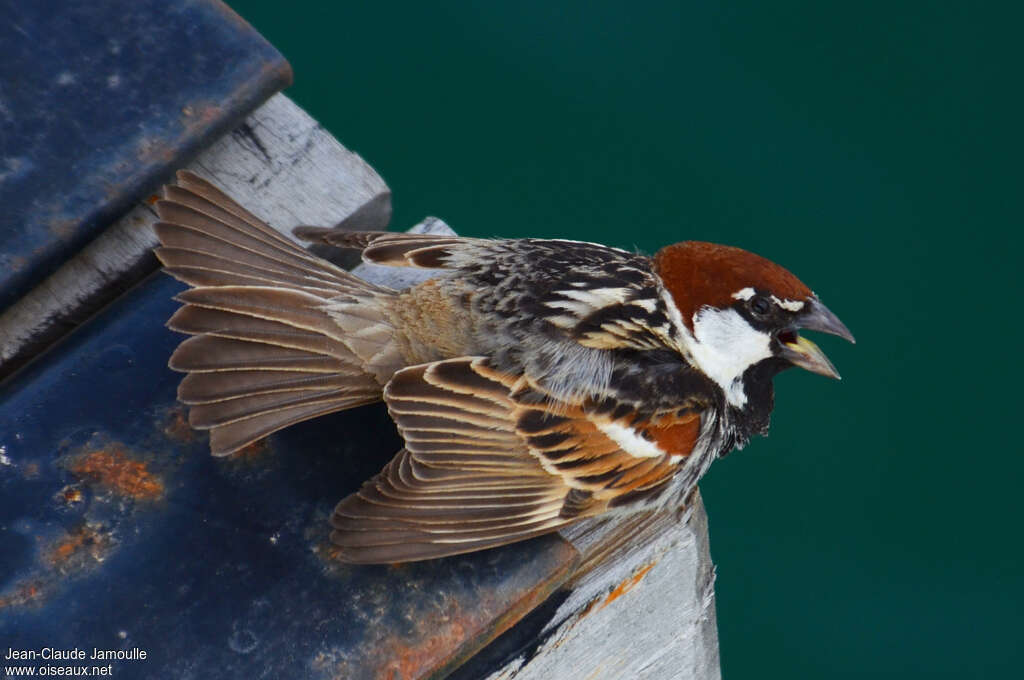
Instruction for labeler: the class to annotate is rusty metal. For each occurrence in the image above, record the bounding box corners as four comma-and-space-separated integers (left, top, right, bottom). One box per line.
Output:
64, 444, 165, 501
0, 274, 581, 678
0, 0, 292, 314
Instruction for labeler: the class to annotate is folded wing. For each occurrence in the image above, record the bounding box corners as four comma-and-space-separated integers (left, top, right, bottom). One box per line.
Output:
331, 357, 701, 563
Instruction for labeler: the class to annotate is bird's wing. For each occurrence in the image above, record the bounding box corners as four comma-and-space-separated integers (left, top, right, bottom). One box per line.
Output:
293, 230, 687, 353
293, 227, 481, 269
330, 357, 703, 563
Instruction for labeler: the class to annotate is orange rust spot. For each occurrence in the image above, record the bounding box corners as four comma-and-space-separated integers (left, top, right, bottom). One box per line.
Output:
0, 579, 47, 610
50, 535, 81, 563
2, 524, 116, 610
60, 485, 84, 504
377, 604, 470, 680
598, 562, 657, 611
146, 193, 161, 205
45, 524, 114, 570
68, 446, 163, 500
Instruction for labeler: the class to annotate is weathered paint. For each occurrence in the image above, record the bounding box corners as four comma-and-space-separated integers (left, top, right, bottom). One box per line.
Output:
0, 0, 292, 313
0, 273, 581, 678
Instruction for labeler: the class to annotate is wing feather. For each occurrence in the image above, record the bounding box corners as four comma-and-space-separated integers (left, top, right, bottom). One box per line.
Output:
330, 357, 705, 563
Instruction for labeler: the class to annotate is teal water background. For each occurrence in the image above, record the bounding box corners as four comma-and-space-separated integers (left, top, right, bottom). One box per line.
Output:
230, 2, 1022, 676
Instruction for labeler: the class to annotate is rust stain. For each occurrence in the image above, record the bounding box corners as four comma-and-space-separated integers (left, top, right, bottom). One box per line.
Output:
1, 523, 116, 611
46, 523, 115, 572
373, 596, 471, 680
576, 595, 600, 620
307, 518, 576, 678
0, 579, 47, 610
57, 484, 84, 506
67, 445, 164, 500
371, 557, 574, 679
597, 561, 657, 611
146, 193, 161, 205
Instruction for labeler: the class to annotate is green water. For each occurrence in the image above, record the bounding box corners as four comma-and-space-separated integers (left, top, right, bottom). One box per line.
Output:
231, 1, 1022, 676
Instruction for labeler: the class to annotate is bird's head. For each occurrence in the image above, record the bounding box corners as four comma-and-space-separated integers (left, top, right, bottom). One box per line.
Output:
653, 241, 855, 408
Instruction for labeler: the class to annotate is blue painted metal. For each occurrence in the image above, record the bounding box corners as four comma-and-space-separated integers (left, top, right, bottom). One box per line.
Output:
0, 274, 578, 678
0, 0, 292, 313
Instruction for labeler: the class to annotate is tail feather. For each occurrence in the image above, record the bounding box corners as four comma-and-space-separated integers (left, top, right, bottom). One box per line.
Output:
169, 336, 346, 373
207, 398, 378, 456
174, 287, 349, 341
155, 171, 401, 454
155, 247, 349, 295
154, 218, 358, 293
167, 306, 353, 358
178, 370, 358, 403
187, 384, 378, 428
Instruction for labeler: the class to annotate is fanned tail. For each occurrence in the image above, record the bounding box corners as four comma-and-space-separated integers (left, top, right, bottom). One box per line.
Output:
155, 171, 402, 454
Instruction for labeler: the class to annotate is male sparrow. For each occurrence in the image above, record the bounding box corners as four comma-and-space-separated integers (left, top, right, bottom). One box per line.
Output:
155, 172, 854, 563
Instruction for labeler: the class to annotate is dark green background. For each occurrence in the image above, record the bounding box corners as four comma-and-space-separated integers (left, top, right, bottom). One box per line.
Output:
229, 1, 1021, 676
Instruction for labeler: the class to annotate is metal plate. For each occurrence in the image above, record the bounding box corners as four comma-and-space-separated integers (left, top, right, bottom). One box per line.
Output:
0, 274, 579, 679
0, 0, 292, 312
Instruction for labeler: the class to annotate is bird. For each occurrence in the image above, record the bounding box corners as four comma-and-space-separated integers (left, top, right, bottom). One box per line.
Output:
154, 170, 854, 564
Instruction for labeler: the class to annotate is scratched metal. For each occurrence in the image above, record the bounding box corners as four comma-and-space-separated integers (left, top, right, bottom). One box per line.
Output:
0, 0, 292, 313
0, 274, 579, 679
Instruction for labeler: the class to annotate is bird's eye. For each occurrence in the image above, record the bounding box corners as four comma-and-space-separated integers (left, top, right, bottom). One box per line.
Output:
750, 296, 771, 316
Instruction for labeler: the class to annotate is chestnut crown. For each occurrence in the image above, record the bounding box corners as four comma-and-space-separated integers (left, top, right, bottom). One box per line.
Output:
653, 241, 812, 329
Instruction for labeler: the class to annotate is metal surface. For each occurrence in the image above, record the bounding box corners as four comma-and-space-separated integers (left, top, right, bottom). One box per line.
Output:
0, 0, 292, 313
0, 273, 579, 679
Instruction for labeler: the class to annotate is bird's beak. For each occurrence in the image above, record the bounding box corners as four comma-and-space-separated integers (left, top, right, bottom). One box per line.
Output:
779, 298, 855, 380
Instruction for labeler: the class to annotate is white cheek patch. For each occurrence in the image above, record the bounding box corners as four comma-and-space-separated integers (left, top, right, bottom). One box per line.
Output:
690, 306, 773, 407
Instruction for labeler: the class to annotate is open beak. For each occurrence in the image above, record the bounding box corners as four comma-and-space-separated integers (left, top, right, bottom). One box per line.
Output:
779, 297, 855, 380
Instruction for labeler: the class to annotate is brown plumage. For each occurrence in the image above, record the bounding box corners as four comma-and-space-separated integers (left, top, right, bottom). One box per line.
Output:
155, 171, 854, 563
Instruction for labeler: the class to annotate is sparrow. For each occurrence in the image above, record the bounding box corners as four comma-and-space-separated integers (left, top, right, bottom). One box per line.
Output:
154, 171, 854, 564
